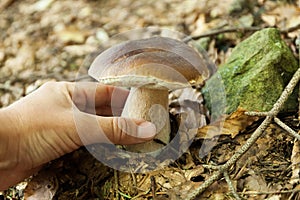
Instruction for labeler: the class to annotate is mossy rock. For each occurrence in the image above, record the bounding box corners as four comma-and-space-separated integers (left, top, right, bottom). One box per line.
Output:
202, 28, 298, 116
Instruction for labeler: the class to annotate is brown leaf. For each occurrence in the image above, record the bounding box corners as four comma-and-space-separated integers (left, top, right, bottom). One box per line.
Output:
24, 170, 58, 200
56, 26, 88, 44
243, 170, 271, 199
196, 107, 260, 139
262, 4, 300, 30
4, 42, 35, 75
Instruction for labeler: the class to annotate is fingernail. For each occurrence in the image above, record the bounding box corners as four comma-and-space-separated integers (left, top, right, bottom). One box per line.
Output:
137, 122, 156, 138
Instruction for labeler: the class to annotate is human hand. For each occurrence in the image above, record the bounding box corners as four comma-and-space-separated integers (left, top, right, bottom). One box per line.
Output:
0, 81, 156, 190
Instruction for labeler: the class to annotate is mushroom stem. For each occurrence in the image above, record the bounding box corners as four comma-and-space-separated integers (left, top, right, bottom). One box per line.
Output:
122, 87, 170, 152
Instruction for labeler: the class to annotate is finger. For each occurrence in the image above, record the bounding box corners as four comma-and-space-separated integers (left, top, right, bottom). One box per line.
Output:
94, 85, 128, 115
95, 106, 123, 116
99, 117, 157, 144
66, 82, 129, 114
74, 112, 156, 145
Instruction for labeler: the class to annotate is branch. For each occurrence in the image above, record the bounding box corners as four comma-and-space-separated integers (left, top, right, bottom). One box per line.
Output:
184, 26, 263, 42
240, 189, 300, 195
274, 117, 300, 140
184, 24, 300, 43
224, 171, 242, 200
281, 24, 300, 34
187, 116, 272, 199
187, 66, 300, 199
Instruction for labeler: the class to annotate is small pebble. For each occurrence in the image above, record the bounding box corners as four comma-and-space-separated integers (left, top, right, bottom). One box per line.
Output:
96, 29, 109, 44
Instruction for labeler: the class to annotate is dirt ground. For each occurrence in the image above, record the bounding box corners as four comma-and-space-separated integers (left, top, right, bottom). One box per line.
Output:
0, 0, 300, 199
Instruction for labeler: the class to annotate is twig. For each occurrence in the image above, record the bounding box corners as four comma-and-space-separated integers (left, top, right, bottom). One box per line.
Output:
295, 33, 300, 123
245, 111, 274, 117
188, 171, 223, 198
184, 26, 263, 42
274, 117, 300, 140
281, 24, 300, 34
150, 176, 156, 198
271, 71, 300, 114
118, 191, 132, 199
130, 171, 137, 195
194, 98, 296, 198
241, 189, 300, 195
184, 24, 300, 43
247, 68, 300, 117
114, 170, 119, 200
131, 189, 151, 200
202, 164, 222, 170
187, 67, 300, 199
223, 171, 241, 200
290, 31, 300, 187
187, 116, 271, 199
299, 64, 300, 122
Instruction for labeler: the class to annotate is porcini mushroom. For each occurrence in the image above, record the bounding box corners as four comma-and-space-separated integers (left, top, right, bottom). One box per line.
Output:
89, 36, 209, 153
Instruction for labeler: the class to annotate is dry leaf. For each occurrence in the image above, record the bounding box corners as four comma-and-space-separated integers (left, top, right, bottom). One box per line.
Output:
184, 166, 205, 180
261, 14, 277, 27
169, 87, 208, 129
4, 42, 35, 75
197, 107, 260, 139
24, 171, 58, 200
56, 26, 88, 44
191, 14, 209, 36
265, 195, 281, 200
31, 0, 55, 12
63, 44, 96, 56
208, 0, 236, 17
243, 170, 271, 199
197, 180, 230, 200
0, 50, 5, 63
262, 4, 300, 29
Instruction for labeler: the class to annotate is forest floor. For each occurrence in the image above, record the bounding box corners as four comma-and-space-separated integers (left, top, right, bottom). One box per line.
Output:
0, 0, 300, 199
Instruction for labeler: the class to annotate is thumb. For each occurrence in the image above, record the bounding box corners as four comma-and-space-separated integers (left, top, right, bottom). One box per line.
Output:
75, 112, 156, 145
99, 117, 157, 145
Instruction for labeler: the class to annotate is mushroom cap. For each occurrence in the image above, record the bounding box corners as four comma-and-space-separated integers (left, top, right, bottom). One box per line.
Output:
89, 37, 210, 90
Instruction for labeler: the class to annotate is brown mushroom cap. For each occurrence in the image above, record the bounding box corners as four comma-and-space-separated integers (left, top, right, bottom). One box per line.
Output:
89, 37, 209, 90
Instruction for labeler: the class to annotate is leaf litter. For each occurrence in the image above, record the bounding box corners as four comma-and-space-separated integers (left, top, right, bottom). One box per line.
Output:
0, 0, 299, 199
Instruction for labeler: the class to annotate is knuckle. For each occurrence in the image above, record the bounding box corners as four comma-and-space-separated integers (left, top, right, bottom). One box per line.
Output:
42, 81, 57, 89
111, 117, 138, 142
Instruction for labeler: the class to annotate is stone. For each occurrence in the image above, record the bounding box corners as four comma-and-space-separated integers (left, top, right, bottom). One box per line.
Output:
202, 28, 299, 116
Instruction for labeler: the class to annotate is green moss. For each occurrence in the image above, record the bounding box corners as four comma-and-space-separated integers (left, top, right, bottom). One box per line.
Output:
202, 28, 298, 115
